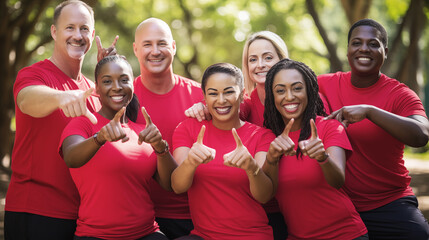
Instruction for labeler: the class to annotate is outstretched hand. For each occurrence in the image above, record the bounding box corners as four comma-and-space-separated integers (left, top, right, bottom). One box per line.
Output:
184, 102, 211, 122
267, 119, 296, 164
223, 128, 257, 174
96, 35, 119, 62
187, 125, 216, 167
325, 105, 371, 128
98, 107, 129, 143
59, 87, 97, 124
298, 119, 327, 161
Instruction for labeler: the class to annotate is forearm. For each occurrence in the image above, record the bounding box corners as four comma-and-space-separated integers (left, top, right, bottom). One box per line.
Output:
248, 167, 274, 204
154, 152, 178, 191
367, 106, 429, 147
171, 160, 197, 194
262, 153, 279, 197
318, 147, 345, 189
62, 135, 101, 168
17, 85, 63, 117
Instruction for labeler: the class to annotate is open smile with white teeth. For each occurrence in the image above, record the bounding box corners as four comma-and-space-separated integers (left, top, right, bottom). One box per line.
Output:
111, 96, 125, 102
215, 107, 231, 114
283, 104, 298, 112
69, 42, 83, 47
256, 72, 267, 76
149, 59, 163, 62
357, 57, 371, 61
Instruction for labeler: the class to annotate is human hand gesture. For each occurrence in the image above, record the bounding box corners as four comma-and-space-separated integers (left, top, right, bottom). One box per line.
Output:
138, 107, 165, 151
267, 119, 296, 164
223, 128, 258, 175
186, 125, 216, 167
96, 35, 119, 62
184, 102, 211, 122
325, 105, 371, 128
59, 88, 97, 124
298, 119, 327, 162
98, 107, 129, 143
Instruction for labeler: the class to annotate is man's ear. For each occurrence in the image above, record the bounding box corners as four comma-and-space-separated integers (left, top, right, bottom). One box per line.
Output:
51, 24, 57, 41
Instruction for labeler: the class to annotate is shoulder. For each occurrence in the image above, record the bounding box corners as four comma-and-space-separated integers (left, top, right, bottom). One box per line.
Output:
318, 71, 348, 82
241, 122, 275, 139
175, 74, 201, 88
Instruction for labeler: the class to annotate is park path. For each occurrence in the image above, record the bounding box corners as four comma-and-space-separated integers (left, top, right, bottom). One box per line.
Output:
0, 158, 427, 240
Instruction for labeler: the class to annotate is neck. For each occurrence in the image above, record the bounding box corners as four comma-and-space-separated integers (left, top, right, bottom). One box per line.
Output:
212, 115, 244, 131
140, 69, 175, 94
350, 71, 381, 88
50, 52, 83, 80
98, 108, 128, 124
255, 83, 265, 105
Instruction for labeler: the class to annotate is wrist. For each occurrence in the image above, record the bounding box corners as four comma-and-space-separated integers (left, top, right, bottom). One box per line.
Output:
152, 140, 169, 156
247, 165, 260, 176
317, 153, 329, 165
92, 132, 105, 147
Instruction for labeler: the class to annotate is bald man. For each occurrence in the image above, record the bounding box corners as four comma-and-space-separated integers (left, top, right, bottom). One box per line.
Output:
133, 18, 203, 239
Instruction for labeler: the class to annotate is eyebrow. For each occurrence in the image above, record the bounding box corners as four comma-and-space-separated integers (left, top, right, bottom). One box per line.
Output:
207, 86, 235, 91
274, 82, 303, 88
249, 51, 274, 57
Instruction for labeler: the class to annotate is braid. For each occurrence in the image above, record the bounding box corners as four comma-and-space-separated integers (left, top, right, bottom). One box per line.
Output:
264, 58, 326, 158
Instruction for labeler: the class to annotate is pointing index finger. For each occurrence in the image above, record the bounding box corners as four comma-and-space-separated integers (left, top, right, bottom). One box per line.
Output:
96, 36, 102, 51
113, 107, 126, 122
282, 118, 294, 136
197, 125, 206, 144
231, 128, 243, 147
310, 119, 318, 139
141, 107, 152, 126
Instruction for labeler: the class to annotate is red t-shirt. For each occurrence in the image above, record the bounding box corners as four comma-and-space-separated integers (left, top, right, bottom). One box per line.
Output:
60, 113, 159, 239
134, 74, 203, 219
239, 89, 280, 214
318, 71, 427, 211
6, 59, 101, 219
173, 119, 275, 240
276, 116, 367, 239
240, 89, 265, 127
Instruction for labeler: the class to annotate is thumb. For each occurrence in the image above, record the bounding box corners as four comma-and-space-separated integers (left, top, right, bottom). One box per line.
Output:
282, 118, 294, 136
310, 119, 318, 139
196, 125, 206, 144
84, 88, 94, 99
141, 107, 152, 126
231, 128, 243, 148
113, 107, 126, 122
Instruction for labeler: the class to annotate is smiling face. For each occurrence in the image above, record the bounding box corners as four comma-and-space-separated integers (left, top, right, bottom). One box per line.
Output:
347, 25, 387, 80
273, 69, 308, 128
51, 3, 94, 61
133, 20, 176, 76
96, 60, 134, 120
247, 39, 281, 86
204, 73, 243, 130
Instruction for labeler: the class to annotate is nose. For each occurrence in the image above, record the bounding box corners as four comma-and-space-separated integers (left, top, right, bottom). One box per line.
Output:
257, 58, 265, 69
218, 93, 226, 103
285, 89, 294, 101
73, 29, 83, 40
112, 80, 122, 90
151, 45, 161, 55
359, 43, 370, 52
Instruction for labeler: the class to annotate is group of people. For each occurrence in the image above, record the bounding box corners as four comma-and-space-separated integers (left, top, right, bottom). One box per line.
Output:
4, 0, 429, 240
